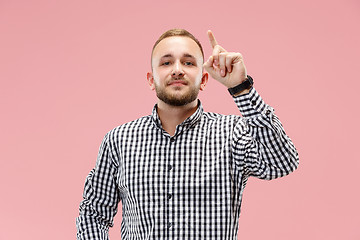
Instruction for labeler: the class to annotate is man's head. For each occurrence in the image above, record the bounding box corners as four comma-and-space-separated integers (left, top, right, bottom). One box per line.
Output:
147, 29, 208, 106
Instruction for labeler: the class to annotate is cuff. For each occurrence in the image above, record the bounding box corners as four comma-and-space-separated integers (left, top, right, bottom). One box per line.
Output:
232, 87, 273, 118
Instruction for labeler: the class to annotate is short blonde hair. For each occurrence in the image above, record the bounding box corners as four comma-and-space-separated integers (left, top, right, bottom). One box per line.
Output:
151, 29, 204, 61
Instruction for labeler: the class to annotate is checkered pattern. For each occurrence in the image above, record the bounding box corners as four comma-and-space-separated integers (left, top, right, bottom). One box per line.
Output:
76, 87, 299, 240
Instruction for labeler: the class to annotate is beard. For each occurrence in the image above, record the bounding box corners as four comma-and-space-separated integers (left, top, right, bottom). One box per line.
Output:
154, 81, 200, 106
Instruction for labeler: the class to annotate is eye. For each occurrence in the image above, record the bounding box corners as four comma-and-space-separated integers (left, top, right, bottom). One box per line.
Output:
184, 61, 194, 66
162, 61, 171, 66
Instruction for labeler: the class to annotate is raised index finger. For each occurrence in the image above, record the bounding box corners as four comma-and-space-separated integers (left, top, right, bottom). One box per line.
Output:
207, 30, 218, 49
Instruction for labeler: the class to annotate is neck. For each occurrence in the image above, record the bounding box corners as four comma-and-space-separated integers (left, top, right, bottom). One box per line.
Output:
156, 99, 198, 136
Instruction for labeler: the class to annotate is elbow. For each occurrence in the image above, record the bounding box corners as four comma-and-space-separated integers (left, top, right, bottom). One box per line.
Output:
286, 149, 300, 175
292, 146, 300, 168
274, 150, 300, 179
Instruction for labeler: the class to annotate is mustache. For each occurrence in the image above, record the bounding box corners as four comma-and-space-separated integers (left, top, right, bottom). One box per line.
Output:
167, 77, 188, 85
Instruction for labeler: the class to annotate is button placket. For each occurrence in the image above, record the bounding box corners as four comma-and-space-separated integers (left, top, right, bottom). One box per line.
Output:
167, 136, 175, 232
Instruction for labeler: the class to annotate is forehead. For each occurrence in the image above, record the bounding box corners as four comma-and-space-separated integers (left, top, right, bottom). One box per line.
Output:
152, 36, 203, 60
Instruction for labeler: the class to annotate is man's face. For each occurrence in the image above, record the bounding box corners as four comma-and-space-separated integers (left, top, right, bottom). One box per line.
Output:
148, 36, 208, 106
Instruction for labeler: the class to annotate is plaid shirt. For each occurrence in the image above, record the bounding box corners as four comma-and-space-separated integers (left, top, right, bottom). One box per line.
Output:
76, 88, 299, 239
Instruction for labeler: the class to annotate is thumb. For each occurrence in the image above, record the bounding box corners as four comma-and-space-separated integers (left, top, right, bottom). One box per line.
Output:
203, 55, 215, 74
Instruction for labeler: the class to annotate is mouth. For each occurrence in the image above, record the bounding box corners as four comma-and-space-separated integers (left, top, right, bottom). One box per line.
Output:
168, 80, 188, 86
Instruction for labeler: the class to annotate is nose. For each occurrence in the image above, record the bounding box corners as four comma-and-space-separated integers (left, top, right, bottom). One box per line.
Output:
171, 61, 184, 77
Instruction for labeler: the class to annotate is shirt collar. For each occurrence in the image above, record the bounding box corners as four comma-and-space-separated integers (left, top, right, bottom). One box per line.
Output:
151, 100, 203, 130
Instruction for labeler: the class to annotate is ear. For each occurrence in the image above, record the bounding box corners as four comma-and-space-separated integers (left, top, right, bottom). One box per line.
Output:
200, 72, 208, 91
147, 72, 155, 90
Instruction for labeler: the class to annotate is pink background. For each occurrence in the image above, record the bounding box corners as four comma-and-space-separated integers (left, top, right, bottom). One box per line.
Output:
1, 0, 359, 239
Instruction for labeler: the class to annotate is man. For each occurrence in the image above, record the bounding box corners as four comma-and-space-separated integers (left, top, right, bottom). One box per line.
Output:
76, 29, 299, 239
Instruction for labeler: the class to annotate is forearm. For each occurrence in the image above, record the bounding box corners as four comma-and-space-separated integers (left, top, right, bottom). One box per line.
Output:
233, 88, 299, 179
76, 206, 110, 240
76, 132, 121, 239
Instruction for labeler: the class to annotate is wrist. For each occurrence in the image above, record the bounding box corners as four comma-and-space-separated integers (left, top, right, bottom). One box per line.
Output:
225, 76, 247, 88
227, 75, 254, 96
232, 88, 251, 96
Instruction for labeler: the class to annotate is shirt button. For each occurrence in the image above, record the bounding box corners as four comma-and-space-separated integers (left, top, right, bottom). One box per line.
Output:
265, 109, 271, 116
168, 165, 173, 171
170, 138, 175, 143
167, 193, 173, 200
251, 100, 256, 106
168, 222, 173, 229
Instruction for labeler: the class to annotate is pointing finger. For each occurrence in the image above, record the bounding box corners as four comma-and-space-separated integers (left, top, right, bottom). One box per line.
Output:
207, 30, 218, 49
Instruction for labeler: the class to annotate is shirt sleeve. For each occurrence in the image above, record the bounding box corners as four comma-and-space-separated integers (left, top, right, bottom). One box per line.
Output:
76, 132, 121, 240
231, 87, 299, 180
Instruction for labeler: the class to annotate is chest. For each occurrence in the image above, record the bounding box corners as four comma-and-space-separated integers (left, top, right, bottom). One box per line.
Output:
119, 123, 241, 201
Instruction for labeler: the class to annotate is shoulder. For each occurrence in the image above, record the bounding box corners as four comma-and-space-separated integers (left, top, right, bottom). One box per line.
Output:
202, 110, 241, 124
202, 111, 248, 134
105, 115, 153, 139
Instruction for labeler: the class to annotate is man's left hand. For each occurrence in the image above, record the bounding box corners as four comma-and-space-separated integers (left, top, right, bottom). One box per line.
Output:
203, 30, 247, 89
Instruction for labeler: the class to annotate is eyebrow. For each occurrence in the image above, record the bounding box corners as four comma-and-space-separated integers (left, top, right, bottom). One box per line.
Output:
160, 53, 196, 59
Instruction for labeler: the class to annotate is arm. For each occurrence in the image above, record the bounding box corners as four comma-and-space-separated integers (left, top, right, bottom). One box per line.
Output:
203, 30, 298, 179
232, 87, 299, 179
76, 132, 121, 240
